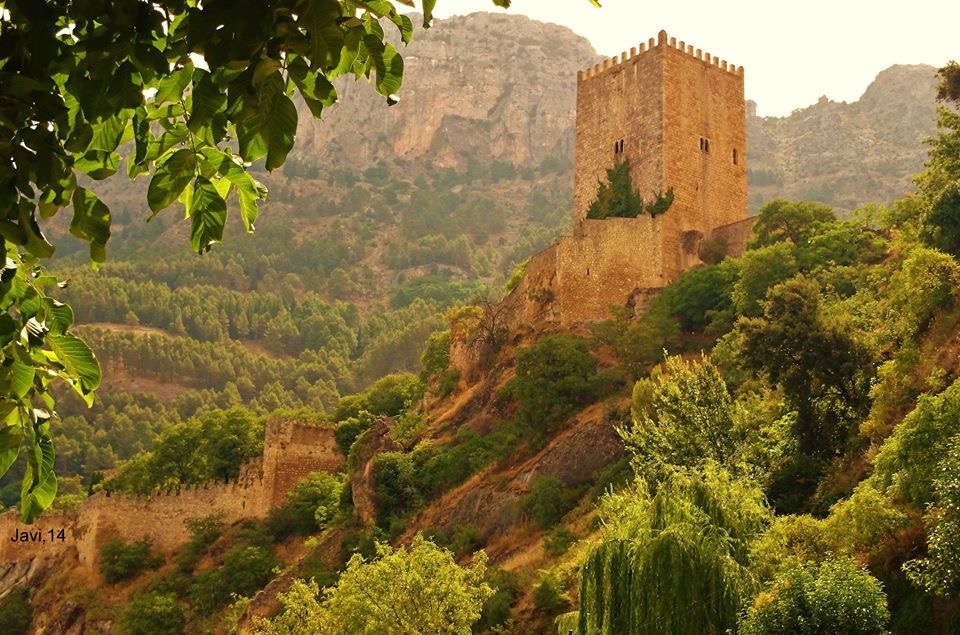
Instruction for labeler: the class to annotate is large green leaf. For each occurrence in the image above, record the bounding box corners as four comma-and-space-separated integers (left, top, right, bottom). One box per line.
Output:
70, 187, 112, 263
48, 333, 102, 399
9, 360, 35, 399
266, 93, 298, 171
199, 147, 264, 232
20, 424, 56, 523
189, 176, 228, 253
147, 148, 197, 213
0, 424, 22, 476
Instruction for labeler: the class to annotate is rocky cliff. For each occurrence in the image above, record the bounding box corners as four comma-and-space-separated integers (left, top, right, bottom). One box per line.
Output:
747, 64, 939, 211
295, 12, 601, 170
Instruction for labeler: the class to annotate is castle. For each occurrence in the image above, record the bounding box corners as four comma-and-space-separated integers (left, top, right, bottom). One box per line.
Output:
0, 419, 342, 571
501, 30, 754, 328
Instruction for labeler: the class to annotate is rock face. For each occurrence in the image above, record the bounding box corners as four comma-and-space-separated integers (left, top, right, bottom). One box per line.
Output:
295, 12, 602, 169
747, 64, 939, 212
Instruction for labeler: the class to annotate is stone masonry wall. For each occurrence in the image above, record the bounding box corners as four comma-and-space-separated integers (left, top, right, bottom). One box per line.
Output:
574, 37, 664, 226
0, 419, 342, 572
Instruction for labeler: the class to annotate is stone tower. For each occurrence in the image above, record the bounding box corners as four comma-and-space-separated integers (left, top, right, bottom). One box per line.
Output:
573, 30, 747, 281
486, 30, 751, 333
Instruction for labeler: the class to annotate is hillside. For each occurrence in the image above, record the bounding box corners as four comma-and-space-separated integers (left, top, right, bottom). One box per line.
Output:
0, 9, 957, 635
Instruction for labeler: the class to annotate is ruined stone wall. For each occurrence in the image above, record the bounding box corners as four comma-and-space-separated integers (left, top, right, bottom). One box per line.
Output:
0, 419, 342, 572
261, 420, 344, 508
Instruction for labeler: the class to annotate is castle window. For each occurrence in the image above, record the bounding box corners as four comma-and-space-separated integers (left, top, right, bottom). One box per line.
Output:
732, 148, 738, 164
614, 138, 625, 157
700, 137, 710, 153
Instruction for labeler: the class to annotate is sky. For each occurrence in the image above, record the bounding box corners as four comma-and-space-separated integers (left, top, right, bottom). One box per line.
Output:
412, 0, 959, 117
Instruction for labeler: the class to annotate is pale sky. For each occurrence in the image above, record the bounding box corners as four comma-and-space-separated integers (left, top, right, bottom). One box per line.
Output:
413, 0, 958, 117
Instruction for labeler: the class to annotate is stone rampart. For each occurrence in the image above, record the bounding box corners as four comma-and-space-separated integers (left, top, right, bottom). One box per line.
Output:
0, 419, 342, 572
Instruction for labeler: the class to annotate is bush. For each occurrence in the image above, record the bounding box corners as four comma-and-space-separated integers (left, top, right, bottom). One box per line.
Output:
334, 411, 376, 455
419, 329, 451, 377
648, 259, 740, 332
524, 475, 580, 529
510, 334, 599, 429
739, 559, 890, 635
100, 538, 162, 583
476, 568, 522, 631
532, 572, 568, 613
281, 472, 343, 534
544, 526, 577, 557
372, 451, 421, 528
175, 515, 224, 573
117, 592, 185, 635
0, 587, 30, 635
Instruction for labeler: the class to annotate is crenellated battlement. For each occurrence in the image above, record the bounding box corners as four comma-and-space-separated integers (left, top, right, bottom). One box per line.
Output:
578, 30, 743, 81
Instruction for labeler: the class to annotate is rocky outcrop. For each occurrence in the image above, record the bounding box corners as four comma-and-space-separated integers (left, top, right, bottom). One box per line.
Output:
747, 64, 939, 211
295, 12, 602, 170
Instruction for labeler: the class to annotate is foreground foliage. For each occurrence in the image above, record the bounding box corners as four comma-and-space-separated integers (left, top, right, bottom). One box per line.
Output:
255, 534, 493, 635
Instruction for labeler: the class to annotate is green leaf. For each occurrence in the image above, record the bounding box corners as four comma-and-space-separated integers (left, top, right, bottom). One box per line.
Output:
9, 361, 35, 399
74, 149, 120, 180
0, 424, 22, 477
422, 0, 436, 27
70, 187, 112, 263
266, 94, 297, 171
148, 148, 197, 213
154, 63, 194, 105
18, 203, 55, 258
188, 70, 227, 139
363, 36, 404, 97
189, 176, 228, 253
42, 297, 74, 335
87, 113, 128, 153
389, 13, 414, 44
20, 424, 56, 523
199, 147, 264, 232
253, 58, 282, 86
48, 333, 102, 399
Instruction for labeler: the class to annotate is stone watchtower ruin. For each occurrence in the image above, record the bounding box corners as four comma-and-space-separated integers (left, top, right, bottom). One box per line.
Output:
498, 30, 752, 329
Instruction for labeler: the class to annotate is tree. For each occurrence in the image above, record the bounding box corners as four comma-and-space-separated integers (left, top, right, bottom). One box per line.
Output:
586, 160, 644, 219
0, 0, 599, 520
917, 61, 960, 256
739, 559, 890, 635
735, 275, 873, 457
748, 199, 837, 249
509, 334, 599, 429
255, 534, 493, 634
622, 355, 738, 483
576, 465, 770, 635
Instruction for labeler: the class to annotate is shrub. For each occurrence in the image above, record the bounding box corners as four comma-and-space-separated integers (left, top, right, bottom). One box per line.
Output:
510, 334, 599, 429
0, 587, 30, 635
532, 572, 568, 613
648, 259, 740, 332
544, 526, 577, 557
524, 475, 580, 529
175, 515, 224, 573
372, 451, 420, 528
100, 538, 162, 583
739, 559, 890, 635
419, 329, 451, 376
477, 568, 522, 631
732, 242, 798, 316
117, 592, 185, 635
282, 472, 343, 534
504, 258, 529, 292
334, 410, 376, 455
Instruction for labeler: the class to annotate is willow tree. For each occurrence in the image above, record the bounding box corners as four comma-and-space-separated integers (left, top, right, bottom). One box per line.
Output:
575, 465, 770, 635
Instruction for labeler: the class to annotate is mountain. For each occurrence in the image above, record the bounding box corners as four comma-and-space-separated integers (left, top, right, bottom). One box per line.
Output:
747, 64, 939, 212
